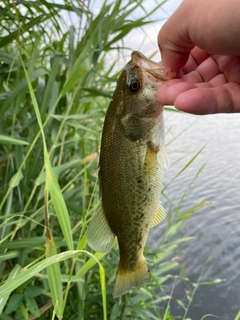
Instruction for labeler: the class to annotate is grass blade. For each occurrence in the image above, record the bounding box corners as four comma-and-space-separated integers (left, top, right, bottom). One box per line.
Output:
0, 251, 79, 299
162, 143, 208, 192
0, 135, 29, 145
0, 265, 22, 314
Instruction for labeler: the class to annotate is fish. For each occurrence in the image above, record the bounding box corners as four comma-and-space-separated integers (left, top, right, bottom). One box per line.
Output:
87, 51, 175, 298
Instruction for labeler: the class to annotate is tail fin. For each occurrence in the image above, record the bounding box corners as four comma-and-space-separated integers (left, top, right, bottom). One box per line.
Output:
113, 256, 150, 298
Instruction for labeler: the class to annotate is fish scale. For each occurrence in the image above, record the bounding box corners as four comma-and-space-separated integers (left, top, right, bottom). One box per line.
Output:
87, 51, 175, 298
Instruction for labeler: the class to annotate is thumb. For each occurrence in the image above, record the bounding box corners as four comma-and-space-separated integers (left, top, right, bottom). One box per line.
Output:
158, 1, 195, 71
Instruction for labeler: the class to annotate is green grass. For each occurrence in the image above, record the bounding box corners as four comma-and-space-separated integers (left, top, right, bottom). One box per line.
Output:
0, 1, 221, 319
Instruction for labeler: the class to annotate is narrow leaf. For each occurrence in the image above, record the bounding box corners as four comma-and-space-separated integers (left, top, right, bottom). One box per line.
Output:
46, 236, 63, 317
9, 171, 23, 188
0, 265, 22, 314
162, 143, 208, 192
0, 251, 79, 299
0, 135, 29, 145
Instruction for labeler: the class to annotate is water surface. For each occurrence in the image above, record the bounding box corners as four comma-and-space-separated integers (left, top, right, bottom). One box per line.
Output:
151, 111, 240, 319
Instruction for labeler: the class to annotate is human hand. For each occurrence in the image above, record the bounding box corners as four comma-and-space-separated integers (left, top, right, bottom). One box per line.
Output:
157, 47, 240, 114
157, 0, 240, 114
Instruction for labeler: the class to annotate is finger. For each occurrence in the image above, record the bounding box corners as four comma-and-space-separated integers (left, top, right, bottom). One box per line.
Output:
158, 2, 195, 71
194, 56, 220, 81
157, 79, 194, 105
158, 34, 192, 71
180, 54, 199, 75
189, 74, 227, 87
191, 47, 211, 65
209, 74, 227, 86
181, 71, 204, 84
174, 83, 240, 114
212, 55, 240, 84
181, 57, 221, 84
181, 47, 211, 74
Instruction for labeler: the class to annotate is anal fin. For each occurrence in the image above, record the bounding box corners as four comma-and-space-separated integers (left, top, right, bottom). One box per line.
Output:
87, 204, 115, 253
151, 202, 166, 228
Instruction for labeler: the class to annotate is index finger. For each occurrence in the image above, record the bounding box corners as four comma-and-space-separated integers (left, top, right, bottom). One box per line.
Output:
181, 47, 210, 74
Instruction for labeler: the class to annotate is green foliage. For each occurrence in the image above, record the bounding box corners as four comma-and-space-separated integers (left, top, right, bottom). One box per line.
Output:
0, 0, 214, 319
235, 311, 240, 320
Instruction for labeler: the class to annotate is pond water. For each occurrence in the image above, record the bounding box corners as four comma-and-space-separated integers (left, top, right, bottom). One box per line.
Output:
151, 111, 240, 319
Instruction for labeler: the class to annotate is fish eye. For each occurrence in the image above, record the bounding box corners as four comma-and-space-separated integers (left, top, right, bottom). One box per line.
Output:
128, 79, 141, 93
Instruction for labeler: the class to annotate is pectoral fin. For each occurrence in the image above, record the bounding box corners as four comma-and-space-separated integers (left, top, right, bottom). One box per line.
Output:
151, 202, 166, 228
164, 146, 170, 169
87, 203, 115, 253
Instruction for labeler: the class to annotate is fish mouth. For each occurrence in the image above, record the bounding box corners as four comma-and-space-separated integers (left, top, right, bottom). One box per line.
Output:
132, 51, 174, 80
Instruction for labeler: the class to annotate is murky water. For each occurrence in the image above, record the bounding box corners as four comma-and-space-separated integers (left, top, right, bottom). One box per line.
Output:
151, 111, 240, 319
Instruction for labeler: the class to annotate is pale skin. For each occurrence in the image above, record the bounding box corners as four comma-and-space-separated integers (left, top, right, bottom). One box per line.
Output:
157, 0, 240, 115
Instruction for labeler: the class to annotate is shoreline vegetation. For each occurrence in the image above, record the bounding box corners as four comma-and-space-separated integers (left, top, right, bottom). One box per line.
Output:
0, 1, 232, 319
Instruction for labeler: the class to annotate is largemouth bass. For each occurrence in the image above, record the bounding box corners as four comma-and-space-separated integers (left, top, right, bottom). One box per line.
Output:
87, 51, 174, 298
